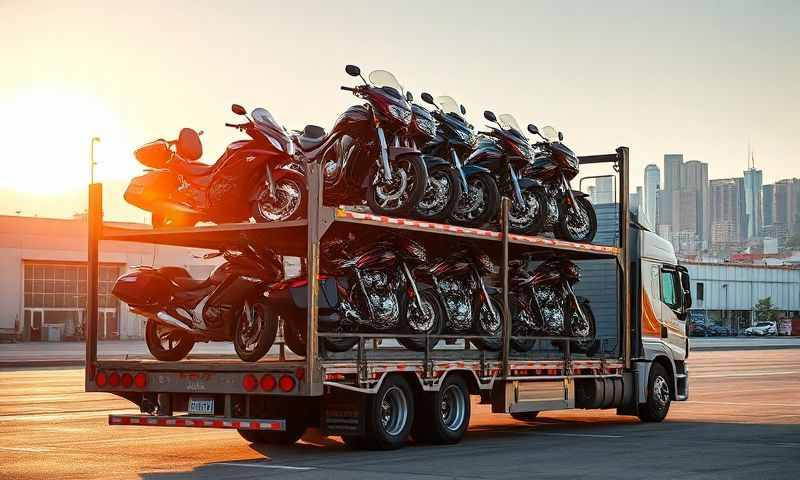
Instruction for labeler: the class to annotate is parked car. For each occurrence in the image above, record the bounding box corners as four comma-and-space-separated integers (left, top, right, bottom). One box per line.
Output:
744, 322, 777, 336
689, 323, 707, 337
707, 325, 731, 336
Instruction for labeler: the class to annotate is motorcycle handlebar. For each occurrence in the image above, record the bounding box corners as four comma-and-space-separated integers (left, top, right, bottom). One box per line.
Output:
225, 122, 249, 129
340, 86, 356, 92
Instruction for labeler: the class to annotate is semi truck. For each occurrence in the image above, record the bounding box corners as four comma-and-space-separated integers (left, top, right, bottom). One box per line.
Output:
84, 147, 691, 449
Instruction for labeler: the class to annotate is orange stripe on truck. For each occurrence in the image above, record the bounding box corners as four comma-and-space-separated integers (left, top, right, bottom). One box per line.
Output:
642, 292, 661, 336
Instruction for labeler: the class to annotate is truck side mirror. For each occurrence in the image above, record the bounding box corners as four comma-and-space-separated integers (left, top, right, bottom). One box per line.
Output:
683, 291, 692, 310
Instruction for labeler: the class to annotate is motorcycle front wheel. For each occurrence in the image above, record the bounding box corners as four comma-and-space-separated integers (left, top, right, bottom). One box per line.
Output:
567, 299, 599, 356
251, 176, 307, 223
554, 196, 597, 243
397, 287, 444, 351
233, 299, 279, 362
366, 155, 427, 217
508, 187, 547, 235
144, 319, 194, 361
508, 294, 537, 353
412, 165, 462, 222
471, 294, 504, 351
450, 172, 500, 228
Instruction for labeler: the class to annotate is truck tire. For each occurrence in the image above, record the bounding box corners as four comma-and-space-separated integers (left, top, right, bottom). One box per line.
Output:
412, 374, 470, 444
510, 411, 540, 422
363, 375, 414, 450
638, 362, 671, 422
237, 425, 305, 445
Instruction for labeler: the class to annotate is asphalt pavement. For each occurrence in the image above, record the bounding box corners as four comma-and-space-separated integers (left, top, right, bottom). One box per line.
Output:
1, 349, 799, 479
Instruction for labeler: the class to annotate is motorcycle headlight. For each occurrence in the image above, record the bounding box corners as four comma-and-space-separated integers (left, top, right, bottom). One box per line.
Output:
388, 105, 412, 125
405, 240, 427, 263
477, 254, 499, 275
456, 129, 475, 146
415, 117, 436, 137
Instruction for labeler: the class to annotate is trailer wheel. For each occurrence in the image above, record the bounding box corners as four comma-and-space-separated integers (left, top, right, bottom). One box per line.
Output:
638, 362, 671, 422
510, 411, 540, 422
236, 424, 305, 445
412, 374, 470, 444
364, 375, 414, 450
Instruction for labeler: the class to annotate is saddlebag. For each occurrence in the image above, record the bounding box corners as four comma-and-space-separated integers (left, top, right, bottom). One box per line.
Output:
123, 171, 178, 210
112, 269, 172, 308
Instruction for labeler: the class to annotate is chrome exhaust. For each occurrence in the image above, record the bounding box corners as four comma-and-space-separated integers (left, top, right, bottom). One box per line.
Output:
155, 311, 204, 336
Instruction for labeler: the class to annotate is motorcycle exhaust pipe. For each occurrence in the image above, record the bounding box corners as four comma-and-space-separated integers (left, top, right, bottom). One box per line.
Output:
154, 311, 204, 336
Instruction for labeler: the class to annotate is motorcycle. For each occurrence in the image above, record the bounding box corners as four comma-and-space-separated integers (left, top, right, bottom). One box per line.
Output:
419, 94, 499, 227
405, 92, 462, 221
508, 255, 598, 354
465, 111, 547, 234
416, 244, 505, 351
124, 104, 303, 228
524, 124, 597, 243
270, 236, 445, 353
292, 65, 428, 216
112, 243, 283, 362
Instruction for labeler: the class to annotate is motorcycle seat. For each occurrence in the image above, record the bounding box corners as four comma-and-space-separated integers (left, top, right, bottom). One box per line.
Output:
158, 266, 211, 290
295, 125, 327, 151
169, 156, 216, 177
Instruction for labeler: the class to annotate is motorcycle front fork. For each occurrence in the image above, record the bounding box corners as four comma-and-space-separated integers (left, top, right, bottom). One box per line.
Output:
560, 172, 579, 215
376, 127, 393, 182
450, 149, 469, 192
507, 163, 526, 208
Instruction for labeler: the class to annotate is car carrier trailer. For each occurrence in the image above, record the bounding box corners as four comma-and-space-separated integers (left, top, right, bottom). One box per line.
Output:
85, 146, 691, 449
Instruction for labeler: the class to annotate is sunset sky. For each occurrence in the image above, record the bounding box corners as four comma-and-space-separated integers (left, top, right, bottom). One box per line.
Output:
1, 0, 798, 221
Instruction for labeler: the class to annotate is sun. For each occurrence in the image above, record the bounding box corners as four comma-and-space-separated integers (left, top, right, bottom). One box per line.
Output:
0, 88, 129, 194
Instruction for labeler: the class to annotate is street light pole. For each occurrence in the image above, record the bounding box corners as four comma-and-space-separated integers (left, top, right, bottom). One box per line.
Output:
90, 137, 101, 184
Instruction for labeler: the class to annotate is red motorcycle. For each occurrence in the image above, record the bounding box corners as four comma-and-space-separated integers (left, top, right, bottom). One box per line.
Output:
292, 65, 428, 216
125, 104, 304, 228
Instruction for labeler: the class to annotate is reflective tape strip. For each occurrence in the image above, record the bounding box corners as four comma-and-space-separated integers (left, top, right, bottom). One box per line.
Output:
108, 415, 284, 431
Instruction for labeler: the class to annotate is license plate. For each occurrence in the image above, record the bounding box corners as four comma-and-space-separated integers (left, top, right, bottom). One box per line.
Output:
188, 397, 214, 416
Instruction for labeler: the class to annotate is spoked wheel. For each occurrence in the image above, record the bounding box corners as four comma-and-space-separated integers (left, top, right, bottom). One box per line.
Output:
413, 165, 462, 222
555, 196, 597, 243
450, 172, 500, 227
471, 294, 504, 351
398, 288, 444, 351
144, 319, 194, 361
508, 294, 537, 353
412, 374, 471, 444
252, 176, 306, 223
233, 300, 279, 362
508, 188, 547, 235
362, 375, 414, 450
366, 155, 427, 216
568, 299, 599, 355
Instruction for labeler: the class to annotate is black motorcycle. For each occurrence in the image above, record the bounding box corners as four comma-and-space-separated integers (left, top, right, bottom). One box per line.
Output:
416, 245, 505, 351
405, 93, 462, 221
465, 111, 547, 234
124, 104, 303, 228
271, 236, 445, 353
292, 65, 428, 216
523, 125, 597, 243
508, 255, 598, 354
112, 243, 283, 362
419, 94, 500, 227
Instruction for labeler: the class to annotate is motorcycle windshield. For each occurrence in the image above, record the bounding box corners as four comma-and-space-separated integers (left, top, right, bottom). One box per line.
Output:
436, 96, 461, 116
252, 107, 290, 148
499, 114, 526, 139
369, 70, 404, 96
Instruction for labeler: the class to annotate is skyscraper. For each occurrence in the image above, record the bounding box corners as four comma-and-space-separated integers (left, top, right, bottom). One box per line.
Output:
660, 154, 709, 250
774, 178, 800, 236
594, 176, 614, 204
762, 183, 775, 228
684, 160, 710, 246
643, 164, 660, 230
662, 154, 684, 229
743, 152, 763, 240
710, 178, 746, 248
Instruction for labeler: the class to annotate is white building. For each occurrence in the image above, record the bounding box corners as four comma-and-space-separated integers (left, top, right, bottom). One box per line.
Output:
643, 164, 660, 230
0, 215, 217, 341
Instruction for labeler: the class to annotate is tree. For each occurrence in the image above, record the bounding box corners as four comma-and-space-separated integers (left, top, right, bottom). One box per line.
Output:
754, 297, 778, 324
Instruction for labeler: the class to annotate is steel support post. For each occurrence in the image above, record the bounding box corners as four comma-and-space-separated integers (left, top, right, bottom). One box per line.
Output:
500, 197, 511, 378
617, 147, 631, 370
85, 183, 102, 386
305, 163, 323, 395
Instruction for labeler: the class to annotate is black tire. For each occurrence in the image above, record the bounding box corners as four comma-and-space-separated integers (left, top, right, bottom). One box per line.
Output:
554, 196, 597, 243
638, 362, 672, 422
340, 435, 367, 449
412, 374, 470, 445
363, 375, 414, 450
280, 309, 358, 354
398, 288, 444, 352
233, 300, 278, 362
251, 175, 307, 223
510, 411, 540, 422
569, 299, 599, 356
471, 294, 504, 351
366, 154, 427, 217
413, 164, 462, 222
509, 294, 536, 353
144, 319, 194, 361
508, 187, 547, 235
450, 172, 500, 228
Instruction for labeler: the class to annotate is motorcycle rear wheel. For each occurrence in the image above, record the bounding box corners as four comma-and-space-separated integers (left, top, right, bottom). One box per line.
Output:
144, 319, 194, 361
366, 155, 427, 217
233, 300, 279, 362
413, 165, 461, 222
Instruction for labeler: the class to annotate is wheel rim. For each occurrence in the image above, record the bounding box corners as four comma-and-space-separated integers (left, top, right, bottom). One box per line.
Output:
440, 384, 466, 431
237, 304, 264, 353
374, 158, 416, 211
653, 375, 670, 409
479, 300, 502, 335
379, 386, 409, 436
155, 325, 184, 352
566, 201, 591, 239
417, 171, 451, 216
570, 308, 591, 338
510, 191, 542, 230
407, 295, 436, 333
257, 179, 302, 221
453, 178, 487, 222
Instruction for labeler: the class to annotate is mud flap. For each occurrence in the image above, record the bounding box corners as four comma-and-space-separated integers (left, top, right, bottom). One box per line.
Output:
320, 387, 366, 436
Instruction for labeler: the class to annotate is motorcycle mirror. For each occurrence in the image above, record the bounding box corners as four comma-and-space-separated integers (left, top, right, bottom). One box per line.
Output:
345, 64, 361, 77
406, 91, 414, 102
231, 104, 247, 116
527, 124, 539, 135
461, 105, 467, 115
558, 131, 564, 141
483, 110, 497, 123
420, 92, 435, 105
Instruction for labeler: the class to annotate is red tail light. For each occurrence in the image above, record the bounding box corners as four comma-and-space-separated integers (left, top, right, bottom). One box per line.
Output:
278, 375, 295, 392
109, 372, 120, 387
121, 373, 133, 388
134, 373, 147, 388
95, 372, 107, 387
260, 374, 276, 392
295, 367, 305, 381
243, 374, 258, 392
